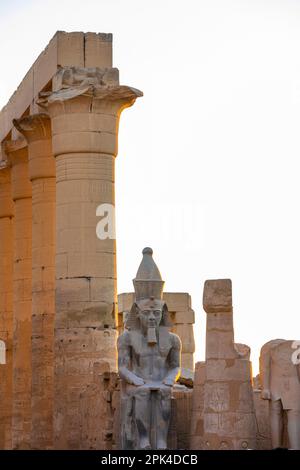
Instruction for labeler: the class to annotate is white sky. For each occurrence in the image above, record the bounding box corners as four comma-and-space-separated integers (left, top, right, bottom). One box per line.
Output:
1, 0, 300, 374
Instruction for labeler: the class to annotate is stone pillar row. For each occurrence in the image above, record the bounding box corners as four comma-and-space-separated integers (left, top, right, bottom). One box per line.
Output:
0, 66, 142, 449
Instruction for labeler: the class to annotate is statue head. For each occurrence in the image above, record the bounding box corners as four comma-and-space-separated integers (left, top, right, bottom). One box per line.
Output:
126, 248, 172, 342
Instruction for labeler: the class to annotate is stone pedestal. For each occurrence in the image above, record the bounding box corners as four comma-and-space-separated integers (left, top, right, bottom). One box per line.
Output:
0, 166, 14, 449
202, 279, 257, 450
6, 142, 32, 449
38, 67, 142, 449
14, 114, 55, 449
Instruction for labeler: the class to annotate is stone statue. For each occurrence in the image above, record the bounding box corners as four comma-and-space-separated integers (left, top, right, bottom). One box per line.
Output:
117, 247, 181, 450
260, 339, 300, 449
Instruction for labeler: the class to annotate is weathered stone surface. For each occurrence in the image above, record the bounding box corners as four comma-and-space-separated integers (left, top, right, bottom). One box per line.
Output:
253, 389, 271, 449
172, 386, 193, 449
190, 362, 205, 449
203, 279, 232, 314
14, 113, 55, 450
173, 324, 195, 354
0, 32, 113, 146
201, 279, 257, 450
260, 339, 300, 449
175, 309, 195, 324
0, 168, 14, 449
6, 147, 32, 450
79, 362, 119, 449
54, 328, 117, 449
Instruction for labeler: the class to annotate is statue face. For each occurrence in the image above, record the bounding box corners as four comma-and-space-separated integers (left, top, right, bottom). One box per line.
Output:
136, 299, 163, 331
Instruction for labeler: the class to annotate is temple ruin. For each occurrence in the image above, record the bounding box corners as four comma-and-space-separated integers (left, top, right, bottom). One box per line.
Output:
0, 31, 299, 450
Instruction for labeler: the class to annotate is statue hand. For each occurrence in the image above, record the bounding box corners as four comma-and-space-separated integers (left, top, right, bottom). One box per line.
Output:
261, 389, 271, 400
132, 377, 145, 386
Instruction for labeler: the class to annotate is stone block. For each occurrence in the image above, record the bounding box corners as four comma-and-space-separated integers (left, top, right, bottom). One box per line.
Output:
84, 33, 113, 68
181, 353, 194, 371
174, 309, 195, 324
67, 252, 115, 278
203, 279, 232, 313
206, 330, 236, 359
163, 293, 191, 312
206, 312, 233, 331
117, 293, 135, 313
57, 31, 84, 67
174, 324, 195, 353
205, 359, 252, 382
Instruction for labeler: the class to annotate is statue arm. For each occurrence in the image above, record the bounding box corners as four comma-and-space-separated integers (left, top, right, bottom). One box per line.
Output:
117, 333, 145, 386
260, 348, 271, 400
163, 334, 181, 386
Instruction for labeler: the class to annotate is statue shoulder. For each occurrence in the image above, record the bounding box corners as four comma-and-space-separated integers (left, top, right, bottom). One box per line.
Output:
117, 329, 132, 348
169, 332, 181, 350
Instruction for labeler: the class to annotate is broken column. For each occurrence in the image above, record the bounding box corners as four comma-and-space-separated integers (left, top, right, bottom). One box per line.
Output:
5, 142, 32, 449
202, 279, 257, 450
38, 67, 142, 449
0, 165, 14, 449
13, 114, 55, 449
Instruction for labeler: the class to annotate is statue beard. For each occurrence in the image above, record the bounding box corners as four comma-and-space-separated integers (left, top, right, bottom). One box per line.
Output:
147, 326, 158, 345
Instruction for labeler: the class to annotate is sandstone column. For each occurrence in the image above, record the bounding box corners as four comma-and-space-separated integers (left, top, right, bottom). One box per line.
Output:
13, 114, 55, 449
202, 279, 257, 450
0, 165, 14, 449
5, 141, 32, 449
38, 67, 142, 449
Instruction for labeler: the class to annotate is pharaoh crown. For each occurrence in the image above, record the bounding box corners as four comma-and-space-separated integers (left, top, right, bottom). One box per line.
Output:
133, 247, 165, 301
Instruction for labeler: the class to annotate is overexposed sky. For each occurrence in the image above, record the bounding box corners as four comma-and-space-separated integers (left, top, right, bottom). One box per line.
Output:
1, 0, 300, 374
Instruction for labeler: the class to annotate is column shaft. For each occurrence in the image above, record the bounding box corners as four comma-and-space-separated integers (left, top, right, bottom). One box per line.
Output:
39, 66, 142, 449
8, 146, 32, 449
0, 167, 14, 449
14, 114, 56, 449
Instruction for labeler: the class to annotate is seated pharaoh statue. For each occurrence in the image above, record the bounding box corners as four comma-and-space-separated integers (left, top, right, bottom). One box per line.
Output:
117, 247, 181, 450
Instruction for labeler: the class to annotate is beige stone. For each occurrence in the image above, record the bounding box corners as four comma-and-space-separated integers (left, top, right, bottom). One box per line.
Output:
35, 66, 142, 449
13, 114, 55, 450
201, 279, 257, 450
203, 279, 232, 314
190, 362, 206, 449
0, 32, 113, 146
6, 145, 32, 449
0, 168, 14, 449
174, 309, 195, 324
260, 339, 300, 449
173, 324, 195, 353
